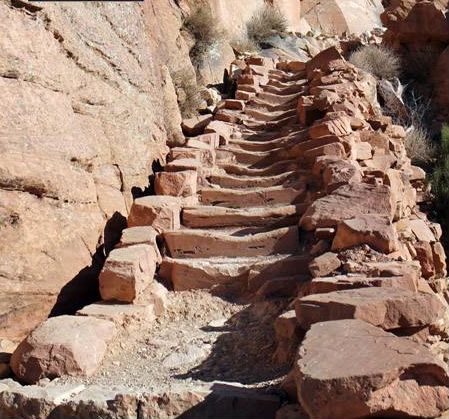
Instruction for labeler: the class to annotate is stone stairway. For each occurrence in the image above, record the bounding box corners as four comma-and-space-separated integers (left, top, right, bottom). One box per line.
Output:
4, 50, 449, 418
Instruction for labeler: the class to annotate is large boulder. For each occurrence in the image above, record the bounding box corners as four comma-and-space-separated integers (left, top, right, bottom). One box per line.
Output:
381, 0, 449, 43
10, 316, 116, 384
299, 0, 384, 36
295, 320, 449, 419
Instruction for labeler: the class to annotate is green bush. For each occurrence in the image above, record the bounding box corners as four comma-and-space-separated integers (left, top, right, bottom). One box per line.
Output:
431, 124, 449, 247
246, 5, 287, 46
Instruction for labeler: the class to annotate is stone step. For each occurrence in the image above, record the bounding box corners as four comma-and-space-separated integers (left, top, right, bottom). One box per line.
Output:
257, 91, 301, 105
295, 287, 445, 331
218, 159, 299, 176
246, 98, 297, 113
160, 253, 309, 294
182, 204, 305, 228
208, 171, 297, 189
244, 108, 297, 123
243, 115, 297, 131
262, 83, 306, 96
200, 183, 305, 208
163, 226, 300, 259
219, 146, 289, 166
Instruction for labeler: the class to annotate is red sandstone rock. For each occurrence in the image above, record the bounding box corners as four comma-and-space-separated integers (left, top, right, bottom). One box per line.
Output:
295, 319, 449, 419
308, 273, 424, 295
332, 215, 399, 254
154, 170, 197, 197
308, 252, 341, 278
11, 315, 116, 384
300, 183, 395, 230
99, 245, 157, 303
128, 196, 181, 232
181, 115, 213, 136
295, 287, 445, 330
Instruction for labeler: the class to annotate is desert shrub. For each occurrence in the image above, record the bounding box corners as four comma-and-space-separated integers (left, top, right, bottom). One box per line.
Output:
171, 70, 203, 118
431, 124, 449, 247
230, 36, 260, 54
404, 127, 435, 166
183, 8, 225, 65
349, 45, 401, 80
246, 5, 287, 46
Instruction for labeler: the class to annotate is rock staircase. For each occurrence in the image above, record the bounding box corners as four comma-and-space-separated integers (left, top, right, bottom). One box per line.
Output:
4, 50, 449, 418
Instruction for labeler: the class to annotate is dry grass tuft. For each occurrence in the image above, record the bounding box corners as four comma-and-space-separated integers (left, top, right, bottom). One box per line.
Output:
171, 71, 203, 118
246, 5, 287, 46
405, 126, 435, 165
230, 36, 260, 54
183, 8, 226, 66
349, 45, 401, 80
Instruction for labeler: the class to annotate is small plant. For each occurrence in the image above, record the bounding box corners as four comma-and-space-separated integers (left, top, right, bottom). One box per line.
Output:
183, 7, 225, 66
349, 45, 401, 80
431, 124, 449, 248
230, 36, 260, 54
246, 5, 287, 46
404, 127, 435, 166
171, 70, 203, 118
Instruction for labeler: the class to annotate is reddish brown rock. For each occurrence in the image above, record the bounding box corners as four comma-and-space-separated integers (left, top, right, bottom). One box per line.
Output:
300, 183, 395, 230
308, 252, 341, 278
99, 245, 157, 303
154, 170, 197, 197
181, 115, 213, 136
273, 310, 302, 364
332, 215, 399, 254
295, 287, 445, 330
308, 116, 352, 139
295, 319, 449, 419
128, 196, 181, 232
382, 1, 449, 43
308, 274, 422, 295
11, 315, 116, 384
163, 226, 300, 258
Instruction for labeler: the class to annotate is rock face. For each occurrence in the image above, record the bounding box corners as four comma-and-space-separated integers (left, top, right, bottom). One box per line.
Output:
299, 0, 384, 35
10, 315, 116, 384
381, 0, 449, 122
295, 320, 449, 419
0, 0, 192, 341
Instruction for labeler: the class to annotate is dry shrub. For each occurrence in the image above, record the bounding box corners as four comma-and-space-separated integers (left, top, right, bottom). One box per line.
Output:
230, 36, 260, 54
183, 8, 226, 65
349, 45, 401, 80
171, 71, 203, 118
405, 126, 435, 166
246, 5, 287, 46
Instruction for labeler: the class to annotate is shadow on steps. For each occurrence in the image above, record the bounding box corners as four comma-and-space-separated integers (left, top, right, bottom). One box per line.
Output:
175, 299, 291, 385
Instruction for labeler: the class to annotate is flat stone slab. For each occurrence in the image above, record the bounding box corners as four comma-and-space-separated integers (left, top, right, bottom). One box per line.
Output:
295, 320, 449, 419
163, 226, 300, 259
76, 302, 154, 327
308, 274, 421, 295
300, 183, 395, 230
182, 205, 302, 228
295, 287, 445, 330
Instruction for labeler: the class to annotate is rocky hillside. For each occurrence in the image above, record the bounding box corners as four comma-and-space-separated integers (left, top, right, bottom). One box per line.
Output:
0, 1, 448, 418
